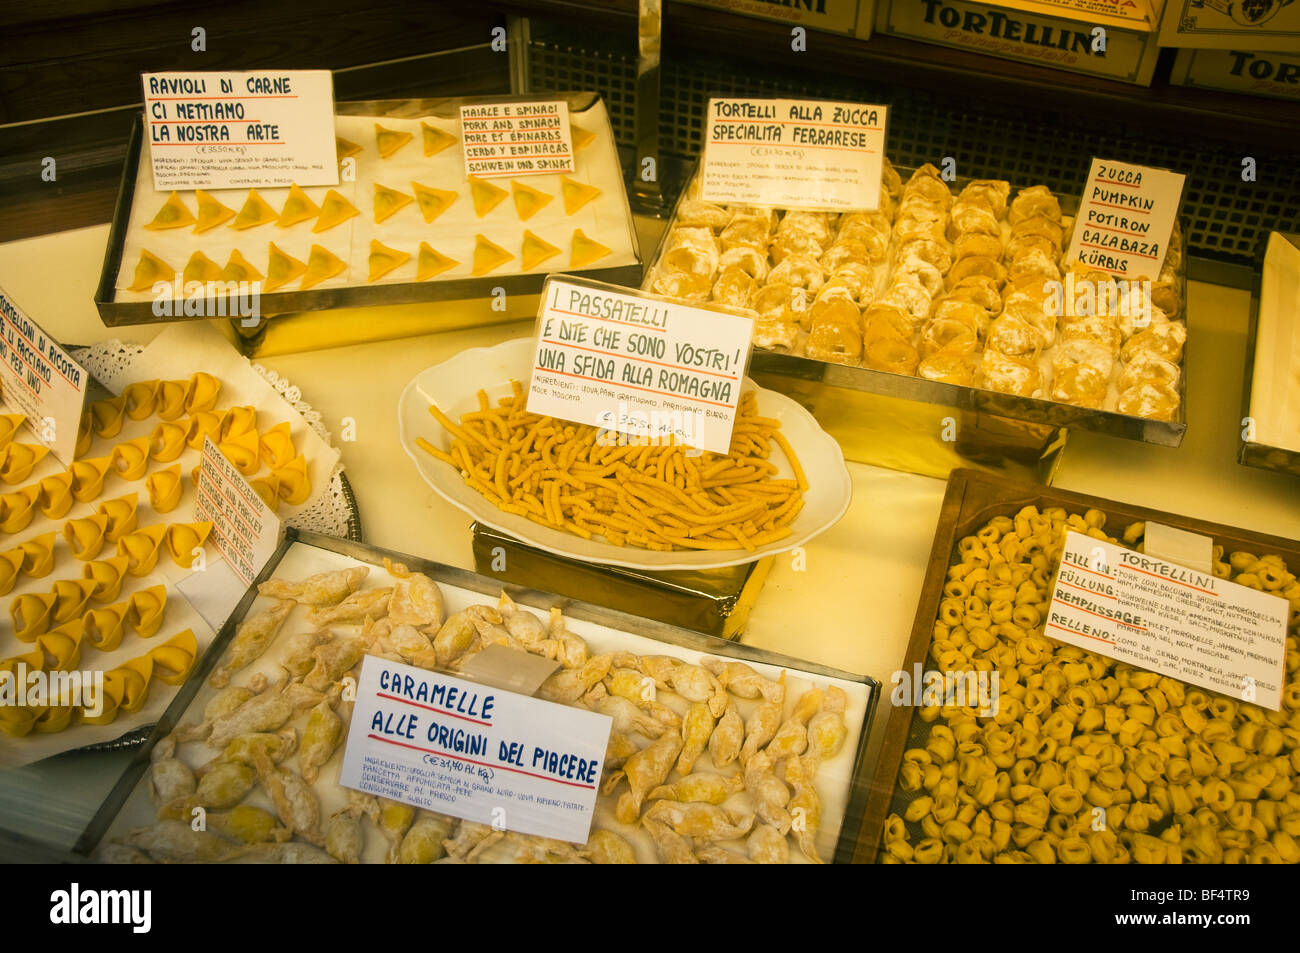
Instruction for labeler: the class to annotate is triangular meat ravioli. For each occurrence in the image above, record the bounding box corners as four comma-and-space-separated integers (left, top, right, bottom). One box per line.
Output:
302, 245, 347, 289
182, 251, 222, 285
521, 230, 561, 270
144, 192, 195, 230
561, 177, 601, 215
368, 240, 410, 282
411, 182, 458, 223
373, 183, 414, 223
277, 184, 320, 227
570, 229, 611, 268
472, 234, 514, 276
231, 189, 278, 230
265, 242, 306, 291
194, 190, 236, 233
313, 190, 359, 233
127, 250, 175, 292
336, 136, 363, 160
375, 123, 413, 159
417, 243, 458, 281
511, 180, 553, 221
468, 175, 508, 217
421, 121, 457, 157
571, 124, 596, 151
220, 249, 263, 284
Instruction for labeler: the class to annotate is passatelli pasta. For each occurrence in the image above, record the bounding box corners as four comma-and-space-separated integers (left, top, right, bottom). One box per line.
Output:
419, 383, 806, 552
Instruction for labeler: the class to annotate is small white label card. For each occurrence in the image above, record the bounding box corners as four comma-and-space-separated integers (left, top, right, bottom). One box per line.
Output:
527, 278, 754, 455
460, 100, 575, 178
0, 286, 89, 464
1047, 530, 1289, 710
192, 436, 281, 587
142, 70, 338, 190
701, 97, 887, 210
340, 657, 612, 843
1065, 158, 1186, 279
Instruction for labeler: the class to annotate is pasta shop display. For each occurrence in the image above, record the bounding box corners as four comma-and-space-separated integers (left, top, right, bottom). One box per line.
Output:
86, 538, 876, 864
866, 470, 1300, 865
645, 160, 1188, 430
97, 95, 641, 326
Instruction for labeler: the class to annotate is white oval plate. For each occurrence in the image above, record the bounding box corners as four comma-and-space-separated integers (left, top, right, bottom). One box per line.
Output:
398, 338, 852, 570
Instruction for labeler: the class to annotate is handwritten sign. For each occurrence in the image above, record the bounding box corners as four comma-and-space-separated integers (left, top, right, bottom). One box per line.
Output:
142, 70, 337, 190
192, 436, 281, 586
1065, 158, 1186, 279
340, 657, 611, 844
527, 278, 754, 455
0, 287, 88, 464
1046, 531, 1288, 710
701, 97, 887, 210
460, 101, 575, 178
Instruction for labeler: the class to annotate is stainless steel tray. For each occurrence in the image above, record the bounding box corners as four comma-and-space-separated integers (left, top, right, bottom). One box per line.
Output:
76, 527, 881, 863
95, 92, 643, 328
646, 161, 1189, 454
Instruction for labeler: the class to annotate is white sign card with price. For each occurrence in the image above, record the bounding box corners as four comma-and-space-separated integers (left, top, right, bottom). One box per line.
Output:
340, 656, 612, 843
700, 97, 888, 211
0, 287, 89, 464
460, 100, 575, 178
526, 278, 755, 455
1046, 530, 1288, 710
141, 70, 337, 191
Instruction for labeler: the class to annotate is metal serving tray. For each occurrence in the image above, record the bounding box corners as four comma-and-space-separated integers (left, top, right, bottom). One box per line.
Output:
644, 163, 1189, 481
77, 527, 880, 864
94, 92, 643, 332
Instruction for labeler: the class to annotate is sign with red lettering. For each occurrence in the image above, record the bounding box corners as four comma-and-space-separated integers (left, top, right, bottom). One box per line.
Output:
1065, 158, 1185, 279
340, 656, 612, 844
192, 436, 281, 586
1046, 531, 1287, 709
141, 70, 337, 190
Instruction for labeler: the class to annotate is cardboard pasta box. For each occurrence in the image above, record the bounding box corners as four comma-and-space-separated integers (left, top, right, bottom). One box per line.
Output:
1158, 0, 1300, 52
875, 0, 1162, 84
675, 0, 875, 38
1170, 46, 1300, 97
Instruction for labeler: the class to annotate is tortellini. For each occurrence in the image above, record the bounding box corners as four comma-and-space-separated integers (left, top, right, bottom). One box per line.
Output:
883, 506, 1300, 865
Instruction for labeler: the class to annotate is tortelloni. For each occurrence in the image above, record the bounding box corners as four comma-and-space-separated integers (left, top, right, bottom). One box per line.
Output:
881, 505, 1300, 865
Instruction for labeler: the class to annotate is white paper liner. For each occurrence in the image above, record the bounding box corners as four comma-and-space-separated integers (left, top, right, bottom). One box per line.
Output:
1251, 233, 1300, 453
0, 323, 340, 765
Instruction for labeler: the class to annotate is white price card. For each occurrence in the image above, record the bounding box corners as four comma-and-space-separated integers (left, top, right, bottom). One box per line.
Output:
1046, 531, 1289, 710
192, 436, 281, 587
1065, 158, 1186, 279
0, 287, 88, 465
340, 656, 612, 844
142, 70, 338, 190
701, 97, 887, 211
527, 278, 755, 455
460, 100, 575, 178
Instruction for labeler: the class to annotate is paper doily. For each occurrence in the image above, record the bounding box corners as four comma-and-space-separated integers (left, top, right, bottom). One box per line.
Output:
71, 339, 361, 541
